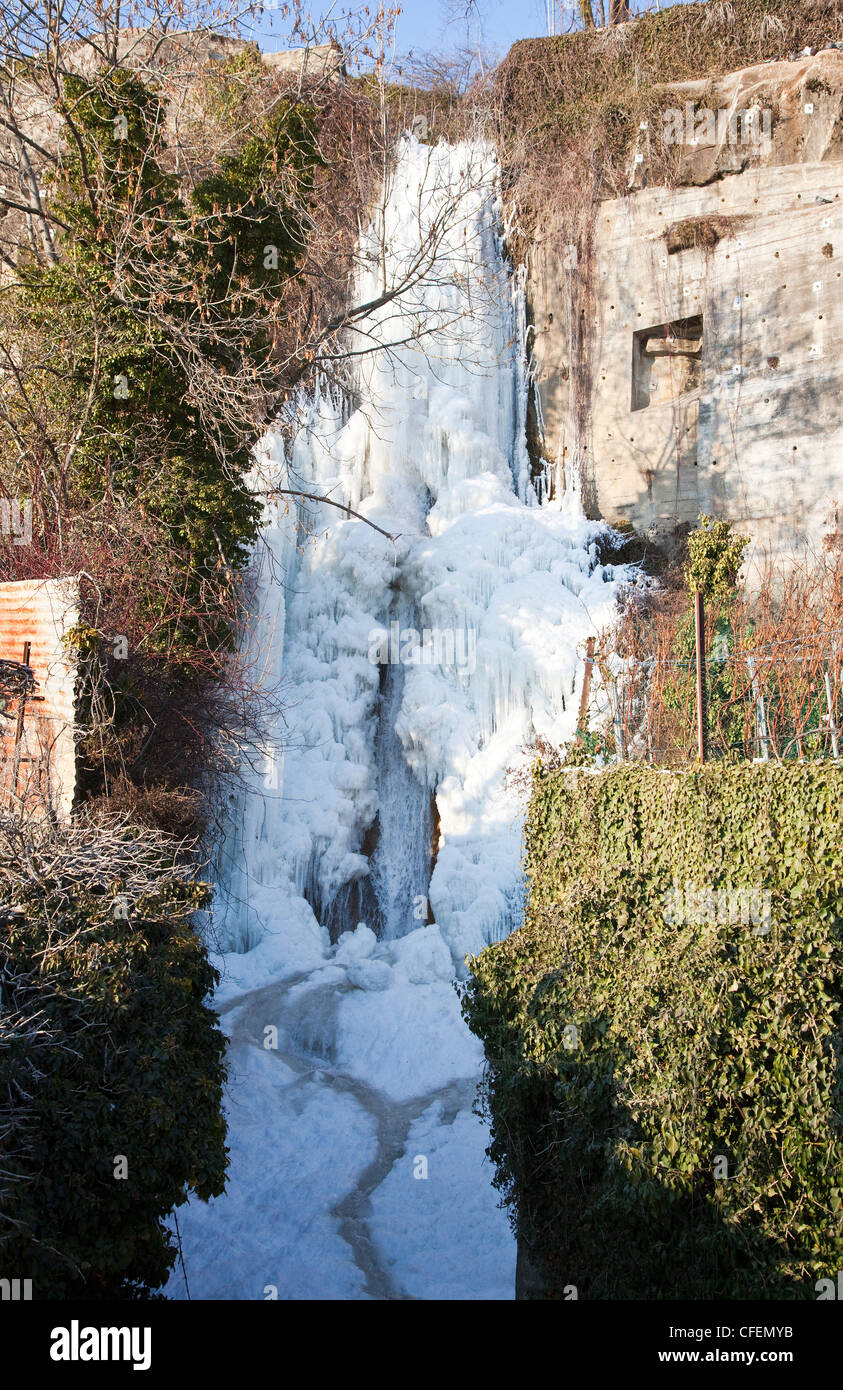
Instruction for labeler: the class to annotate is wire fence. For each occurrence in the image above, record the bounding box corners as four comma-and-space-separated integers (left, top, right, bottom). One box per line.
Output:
583, 559, 843, 765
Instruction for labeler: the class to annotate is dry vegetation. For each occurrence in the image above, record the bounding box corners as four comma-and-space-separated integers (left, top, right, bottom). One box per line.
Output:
591, 545, 843, 764
495, 0, 843, 245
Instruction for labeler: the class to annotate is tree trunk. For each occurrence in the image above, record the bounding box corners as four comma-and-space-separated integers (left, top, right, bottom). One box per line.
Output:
610, 0, 631, 23
578, 1, 596, 27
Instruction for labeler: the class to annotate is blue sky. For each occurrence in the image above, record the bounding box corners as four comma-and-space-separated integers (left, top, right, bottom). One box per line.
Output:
251, 0, 697, 68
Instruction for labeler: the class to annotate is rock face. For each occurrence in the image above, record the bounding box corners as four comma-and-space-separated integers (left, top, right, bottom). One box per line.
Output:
60, 28, 345, 81
530, 53, 843, 568
262, 42, 346, 80
8, 30, 342, 152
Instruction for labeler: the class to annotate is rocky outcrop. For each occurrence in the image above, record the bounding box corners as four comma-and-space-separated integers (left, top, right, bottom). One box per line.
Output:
630, 51, 843, 188
530, 51, 843, 569
59, 27, 345, 81
262, 41, 345, 80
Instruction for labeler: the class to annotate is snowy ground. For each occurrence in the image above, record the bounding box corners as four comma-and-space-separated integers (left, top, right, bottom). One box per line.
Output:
166, 923, 514, 1301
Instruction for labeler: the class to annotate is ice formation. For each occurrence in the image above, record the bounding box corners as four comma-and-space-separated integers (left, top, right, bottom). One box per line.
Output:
167, 137, 625, 1301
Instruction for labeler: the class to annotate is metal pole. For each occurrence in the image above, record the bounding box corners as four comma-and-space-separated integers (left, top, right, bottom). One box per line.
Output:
694, 591, 706, 762
612, 676, 625, 763
747, 655, 769, 761
11, 640, 31, 806
824, 665, 840, 759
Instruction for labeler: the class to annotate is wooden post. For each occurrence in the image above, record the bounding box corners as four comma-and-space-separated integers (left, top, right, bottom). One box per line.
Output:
577, 636, 596, 734
11, 640, 31, 805
795, 644, 806, 760
694, 591, 706, 762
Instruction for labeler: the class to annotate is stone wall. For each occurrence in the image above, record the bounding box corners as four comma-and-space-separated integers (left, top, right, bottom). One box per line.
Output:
530, 52, 843, 568
60, 29, 344, 81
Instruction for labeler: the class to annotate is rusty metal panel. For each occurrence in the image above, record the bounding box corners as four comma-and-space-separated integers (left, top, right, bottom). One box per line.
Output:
0, 578, 79, 818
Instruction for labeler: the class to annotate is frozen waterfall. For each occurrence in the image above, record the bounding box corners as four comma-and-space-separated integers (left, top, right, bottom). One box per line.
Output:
167, 137, 625, 1301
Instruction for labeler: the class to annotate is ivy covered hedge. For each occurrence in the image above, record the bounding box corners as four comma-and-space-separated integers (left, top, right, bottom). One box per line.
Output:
0, 818, 228, 1299
462, 763, 843, 1299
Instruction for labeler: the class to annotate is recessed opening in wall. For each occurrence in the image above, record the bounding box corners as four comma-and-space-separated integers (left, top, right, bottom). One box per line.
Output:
631, 315, 703, 412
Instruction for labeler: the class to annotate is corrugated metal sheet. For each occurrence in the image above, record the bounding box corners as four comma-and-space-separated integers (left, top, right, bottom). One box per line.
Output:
0, 578, 79, 818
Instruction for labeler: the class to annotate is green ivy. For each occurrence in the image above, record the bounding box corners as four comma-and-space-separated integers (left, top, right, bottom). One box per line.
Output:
462, 763, 843, 1299
685, 514, 749, 600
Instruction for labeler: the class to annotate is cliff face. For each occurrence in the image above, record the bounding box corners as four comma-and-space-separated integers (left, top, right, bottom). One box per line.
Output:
527, 48, 843, 569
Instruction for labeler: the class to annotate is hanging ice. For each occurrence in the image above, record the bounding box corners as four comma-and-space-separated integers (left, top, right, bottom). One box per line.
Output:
217, 136, 623, 966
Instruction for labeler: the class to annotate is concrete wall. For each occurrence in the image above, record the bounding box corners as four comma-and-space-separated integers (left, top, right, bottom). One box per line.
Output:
530, 53, 843, 568
0, 579, 79, 819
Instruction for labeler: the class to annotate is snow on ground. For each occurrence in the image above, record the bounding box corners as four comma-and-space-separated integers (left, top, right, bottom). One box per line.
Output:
171, 1040, 376, 1301
369, 1102, 511, 1302
168, 923, 514, 1300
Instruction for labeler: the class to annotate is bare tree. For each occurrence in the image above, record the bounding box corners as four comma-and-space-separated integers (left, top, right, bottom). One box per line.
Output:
0, 0, 505, 801
0, 1, 499, 509
541, 0, 638, 32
